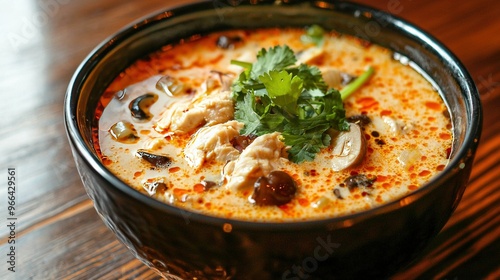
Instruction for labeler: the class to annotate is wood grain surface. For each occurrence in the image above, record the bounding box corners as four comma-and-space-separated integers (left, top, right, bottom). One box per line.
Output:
0, 0, 498, 279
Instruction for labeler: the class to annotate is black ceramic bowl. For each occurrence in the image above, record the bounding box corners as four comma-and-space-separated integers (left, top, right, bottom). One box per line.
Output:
64, 1, 482, 279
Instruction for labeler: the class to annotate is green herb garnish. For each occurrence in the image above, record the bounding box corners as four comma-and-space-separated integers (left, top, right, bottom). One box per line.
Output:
231, 45, 373, 163
301, 24, 326, 46
340, 65, 375, 100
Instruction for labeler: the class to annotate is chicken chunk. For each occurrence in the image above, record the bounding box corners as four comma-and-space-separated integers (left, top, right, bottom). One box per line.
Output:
224, 132, 287, 191
184, 121, 244, 169
156, 90, 234, 134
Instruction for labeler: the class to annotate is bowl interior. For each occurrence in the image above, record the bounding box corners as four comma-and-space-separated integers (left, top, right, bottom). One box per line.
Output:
66, 0, 482, 227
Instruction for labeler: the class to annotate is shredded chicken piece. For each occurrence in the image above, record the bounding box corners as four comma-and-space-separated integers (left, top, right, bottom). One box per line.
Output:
156, 90, 234, 134
224, 132, 287, 191
184, 121, 244, 169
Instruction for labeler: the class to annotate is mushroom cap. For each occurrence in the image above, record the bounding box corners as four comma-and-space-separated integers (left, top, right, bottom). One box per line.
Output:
331, 123, 367, 171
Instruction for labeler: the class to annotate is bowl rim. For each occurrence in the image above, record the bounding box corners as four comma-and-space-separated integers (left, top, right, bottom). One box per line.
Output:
64, 0, 482, 231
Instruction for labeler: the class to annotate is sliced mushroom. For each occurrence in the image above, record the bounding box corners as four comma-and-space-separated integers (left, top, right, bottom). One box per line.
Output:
204, 70, 234, 92
347, 114, 371, 127
115, 88, 126, 100
109, 121, 139, 143
344, 174, 375, 191
129, 93, 158, 121
136, 149, 172, 168
216, 35, 242, 49
156, 76, 184, 96
230, 134, 257, 153
333, 188, 343, 199
323, 69, 357, 89
330, 123, 366, 171
142, 177, 168, 196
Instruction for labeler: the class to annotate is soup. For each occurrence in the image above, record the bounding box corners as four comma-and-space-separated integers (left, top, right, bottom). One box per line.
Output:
95, 27, 452, 222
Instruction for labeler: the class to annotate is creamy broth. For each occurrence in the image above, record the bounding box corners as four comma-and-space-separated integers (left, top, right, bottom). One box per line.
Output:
95, 28, 452, 222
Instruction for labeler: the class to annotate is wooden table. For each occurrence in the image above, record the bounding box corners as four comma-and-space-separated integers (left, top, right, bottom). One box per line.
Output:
0, 0, 498, 279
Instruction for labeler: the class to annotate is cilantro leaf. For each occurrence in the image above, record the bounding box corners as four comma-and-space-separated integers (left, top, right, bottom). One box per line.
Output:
251, 45, 296, 79
234, 93, 261, 135
284, 131, 329, 163
259, 70, 303, 116
294, 64, 327, 91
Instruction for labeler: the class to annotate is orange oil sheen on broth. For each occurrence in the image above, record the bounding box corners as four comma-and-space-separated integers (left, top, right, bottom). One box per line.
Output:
93, 28, 453, 222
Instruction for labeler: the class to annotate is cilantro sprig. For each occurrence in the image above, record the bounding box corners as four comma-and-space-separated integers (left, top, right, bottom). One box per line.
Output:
231, 45, 373, 163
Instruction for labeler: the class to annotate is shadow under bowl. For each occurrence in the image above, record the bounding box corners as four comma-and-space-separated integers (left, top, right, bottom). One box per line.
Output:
64, 1, 482, 279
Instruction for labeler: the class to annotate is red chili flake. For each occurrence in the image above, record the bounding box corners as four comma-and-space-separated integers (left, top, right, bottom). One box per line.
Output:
419, 170, 431, 177
425, 101, 441, 111
102, 157, 113, 166
298, 198, 310, 207
193, 184, 205, 193
173, 188, 189, 197
133, 171, 143, 178
278, 204, 293, 215
357, 97, 379, 109
439, 133, 451, 140
380, 110, 392, 116
169, 166, 181, 173
366, 166, 376, 172
377, 175, 388, 182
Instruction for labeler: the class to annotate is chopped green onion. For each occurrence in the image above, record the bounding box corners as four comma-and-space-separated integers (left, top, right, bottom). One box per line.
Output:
301, 24, 325, 46
340, 66, 375, 100
307, 24, 325, 38
230, 60, 253, 69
